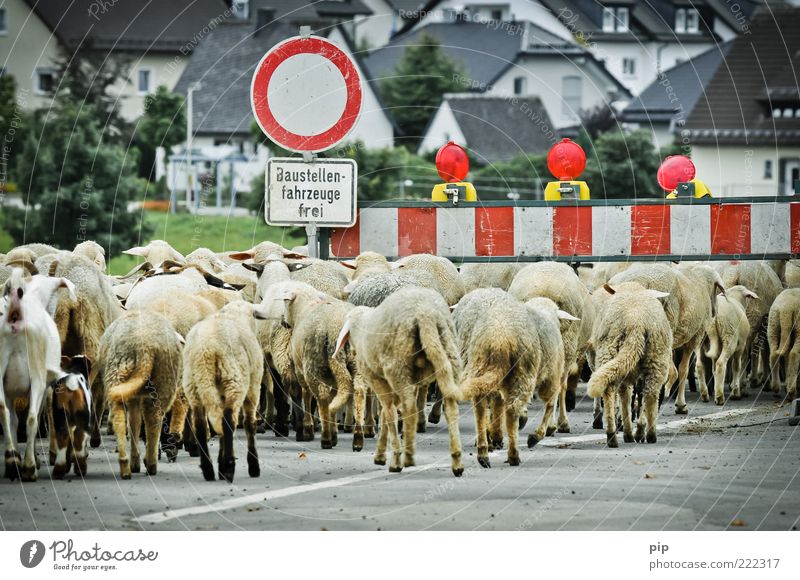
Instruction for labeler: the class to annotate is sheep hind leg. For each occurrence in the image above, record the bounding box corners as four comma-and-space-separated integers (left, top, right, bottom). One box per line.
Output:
1, 394, 21, 481
443, 396, 464, 477
218, 408, 236, 483
784, 347, 800, 400
401, 392, 417, 468
300, 387, 315, 442
415, 385, 427, 433
473, 397, 490, 468
192, 407, 214, 481
603, 389, 618, 448
529, 385, 557, 447
128, 402, 143, 474
351, 379, 366, 452
592, 397, 603, 429
505, 405, 520, 466
769, 349, 783, 395
620, 384, 634, 443
713, 350, 732, 405
243, 398, 260, 477
165, 390, 188, 462
489, 395, 504, 448
142, 400, 162, 476
696, 348, 710, 402
730, 350, 745, 400
674, 344, 696, 415
364, 389, 376, 438
385, 404, 402, 473
318, 394, 335, 450
374, 403, 390, 466
556, 377, 571, 433
111, 401, 132, 479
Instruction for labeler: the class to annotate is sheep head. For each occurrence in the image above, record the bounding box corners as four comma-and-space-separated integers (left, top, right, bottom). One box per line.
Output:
123, 240, 185, 267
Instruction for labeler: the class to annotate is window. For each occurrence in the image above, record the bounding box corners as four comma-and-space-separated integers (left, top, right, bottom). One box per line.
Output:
232, 0, 249, 20
513, 76, 527, 96
137, 69, 152, 94
765, 160, 773, 180
562, 76, 582, 117
490, 9, 503, 21
622, 57, 637, 77
676, 8, 700, 33
0, 8, 7, 35
602, 6, 628, 32
34, 68, 56, 95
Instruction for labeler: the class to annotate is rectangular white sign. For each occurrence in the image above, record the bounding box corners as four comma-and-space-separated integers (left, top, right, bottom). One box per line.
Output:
266, 157, 357, 227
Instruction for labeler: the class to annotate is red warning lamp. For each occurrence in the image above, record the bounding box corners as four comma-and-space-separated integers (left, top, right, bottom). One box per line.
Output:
547, 138, 586, 180
431, 141, 476, 204
544, 138, 590, 200
658, 155, 710, 198
435, 141, 470, 182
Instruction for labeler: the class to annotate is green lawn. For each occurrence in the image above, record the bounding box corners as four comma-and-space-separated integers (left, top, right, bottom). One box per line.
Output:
109, 211, 304, 275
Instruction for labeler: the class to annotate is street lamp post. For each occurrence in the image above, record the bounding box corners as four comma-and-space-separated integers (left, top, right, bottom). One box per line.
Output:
184, 82, 202, 214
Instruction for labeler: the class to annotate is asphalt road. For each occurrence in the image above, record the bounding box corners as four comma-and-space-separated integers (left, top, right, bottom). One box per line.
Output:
1, 387, 798, 531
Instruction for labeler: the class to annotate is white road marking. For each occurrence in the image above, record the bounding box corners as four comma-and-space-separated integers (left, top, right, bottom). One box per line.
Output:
134, 464, 436, 524
536, 407, 756, 447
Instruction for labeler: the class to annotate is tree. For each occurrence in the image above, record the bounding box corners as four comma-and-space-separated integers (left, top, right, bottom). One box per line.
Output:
53, 41, 133, 143
473, 154, 550, 200
582, 130, 663, 199
135, 86, 186, 181
7, 102, 151, 253
0, 75, 23, 190
380, 34, 465, 148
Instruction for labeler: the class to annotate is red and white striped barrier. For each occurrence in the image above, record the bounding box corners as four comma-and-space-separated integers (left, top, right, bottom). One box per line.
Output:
330, 200, 800, 260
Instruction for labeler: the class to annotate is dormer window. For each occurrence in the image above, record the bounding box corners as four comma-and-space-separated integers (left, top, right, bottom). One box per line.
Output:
232, 0, 249, 20
602, 6, 629, 33
675, 8, 700, 33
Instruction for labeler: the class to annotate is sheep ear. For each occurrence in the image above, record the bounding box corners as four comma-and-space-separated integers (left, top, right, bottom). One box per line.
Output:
744, 290, 759, 300
283, 251, 307, 260
274, 290, 297, 302
58, 278, 77, 302
333, 319, 351, 357
123, 246, 149, 257
645, 289, 670, 299
228, 251, 254, 261
556, 309, 580, 321
253, 306, 270, 320
175, 332, 185, 347
116, 261, 152, 280
715, 281, 726, 296
449, 304, 457, 311
340, 260, 357, 270
161, 259, 185, 271
242, 262, 264, 275
343, 280, 358, 293
287, 262, 310, 273
602, 283, 616, 295
5, 258, 38, 275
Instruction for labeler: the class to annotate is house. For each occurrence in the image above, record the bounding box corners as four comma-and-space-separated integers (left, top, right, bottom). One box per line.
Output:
364, 19, 630, 130
170, 3, 397, 196
419, 94, 557, 163
395, 0, 759, 94
620, 41, 733, 148
0, 0, 230, 119
682, 5, 800, 197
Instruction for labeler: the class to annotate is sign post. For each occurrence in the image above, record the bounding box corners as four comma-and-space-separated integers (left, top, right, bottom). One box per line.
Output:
250, 28, 362, 257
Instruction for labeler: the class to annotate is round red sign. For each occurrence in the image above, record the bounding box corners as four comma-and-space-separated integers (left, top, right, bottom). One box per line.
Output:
251, 35, 363, 153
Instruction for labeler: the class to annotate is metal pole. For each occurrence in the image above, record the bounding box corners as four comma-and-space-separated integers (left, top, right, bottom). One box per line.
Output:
302, 149, 319, 258
186, 82, 202, 213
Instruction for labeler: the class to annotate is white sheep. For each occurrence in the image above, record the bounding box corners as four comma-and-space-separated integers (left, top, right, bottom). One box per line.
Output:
334, 287, 464, 476
768, 288, 800, 400
183, 301, 263, 482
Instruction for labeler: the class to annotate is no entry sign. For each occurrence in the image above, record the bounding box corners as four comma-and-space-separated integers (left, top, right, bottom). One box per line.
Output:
251, 35, 363, 152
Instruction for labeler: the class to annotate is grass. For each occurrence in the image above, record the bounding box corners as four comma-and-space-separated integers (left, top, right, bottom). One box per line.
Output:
108, 210, 304, 275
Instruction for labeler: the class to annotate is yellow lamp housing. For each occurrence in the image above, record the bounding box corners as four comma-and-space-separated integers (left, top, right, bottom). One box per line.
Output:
432, 182, 477, 205
544, 180, 591, 201
666, 178, 712, 199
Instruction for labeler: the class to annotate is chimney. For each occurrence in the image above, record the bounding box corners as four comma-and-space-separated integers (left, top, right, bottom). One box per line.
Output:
255, 8, 275, 35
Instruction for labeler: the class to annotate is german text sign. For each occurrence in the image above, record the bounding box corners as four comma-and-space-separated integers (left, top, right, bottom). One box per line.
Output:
266, 158, 357, 227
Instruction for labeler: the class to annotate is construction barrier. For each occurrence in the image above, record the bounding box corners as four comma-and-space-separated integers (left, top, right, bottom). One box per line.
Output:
329, 197, 800, 262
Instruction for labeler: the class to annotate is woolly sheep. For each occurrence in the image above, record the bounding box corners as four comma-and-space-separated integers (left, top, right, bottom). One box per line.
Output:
785, 260, 800, 288
123, 240, 185, 267
73, 241, 106, 271
334, 287, 465, 476
768, 288, 800, 400
587, 282, 673, 447
183, 301, 264, 482
345, 271, 419, 307
91, 310, 183, 478
459, 263, 523, 293
508, 261, 595, 429
186, 247, 228, 273
702, 285, 757, 404
393, 254, 465, 306
342, 251, 391, 281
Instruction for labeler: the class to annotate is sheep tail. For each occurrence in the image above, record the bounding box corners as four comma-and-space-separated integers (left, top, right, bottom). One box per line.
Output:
460, 366, 506, 401
776, 309, 795, 356
418, 318, 462, 400
705, 320, 721, 359
107, 355, 153, 402
586, 331, 644, 398
328, 349, 353, 413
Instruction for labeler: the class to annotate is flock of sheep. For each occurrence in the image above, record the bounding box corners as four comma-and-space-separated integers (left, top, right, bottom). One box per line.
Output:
0, 238, 798, 483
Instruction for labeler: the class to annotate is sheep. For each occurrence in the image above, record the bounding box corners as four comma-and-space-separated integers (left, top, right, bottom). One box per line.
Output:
333, 286, 464, 476
49, 355, 92, 478
264, 286, 363, 450
393, 254, 465, 306
124, 264, 241, 309
459, 263, 523, 293
123, 240, 185, 267
452, 289, 570, 467
588, 262, 631, 291
0, 269, 77, 481
718, 261, 783, 388
341, 251, 391, 281
73, 241, 106, 271
183, 301, 263, 482
785, 260, 800, 288
238, 252, 349, 300
228, 241, 306, 264
508, 261, 595, 429
345, 271, 419, 308
587, 282, 673, 447
4, 243, 58, 265
768, 288, 800, 400
608, 263, 724, 414
34, 253, 123, 447
701, 286, 758, 404
91, 310, 182, 478
185, 247, 227, 273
